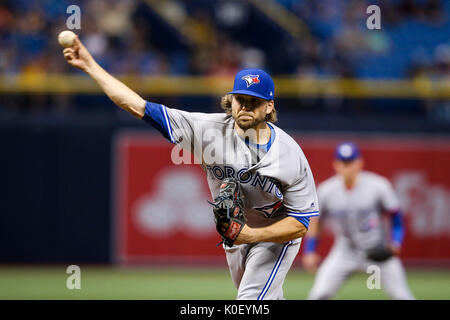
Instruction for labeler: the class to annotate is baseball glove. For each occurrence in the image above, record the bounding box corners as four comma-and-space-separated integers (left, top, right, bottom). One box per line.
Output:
208, 178, 246, 247
366, 244, 393, 262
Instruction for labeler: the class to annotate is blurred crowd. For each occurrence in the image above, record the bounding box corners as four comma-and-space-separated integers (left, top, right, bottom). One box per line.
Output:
0, 0, 449, 79
281, 0, 449, 78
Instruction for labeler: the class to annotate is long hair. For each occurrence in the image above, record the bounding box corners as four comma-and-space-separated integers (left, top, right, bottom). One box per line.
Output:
220, 94, 278, 123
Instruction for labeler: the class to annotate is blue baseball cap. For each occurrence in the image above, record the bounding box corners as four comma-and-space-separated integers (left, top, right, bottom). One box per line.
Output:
335, 142, 361, 162
228, 68, 275, 100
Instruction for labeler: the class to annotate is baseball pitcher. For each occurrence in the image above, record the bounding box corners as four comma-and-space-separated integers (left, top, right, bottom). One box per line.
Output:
62, 35, 319, 300
302, 142, 415, 300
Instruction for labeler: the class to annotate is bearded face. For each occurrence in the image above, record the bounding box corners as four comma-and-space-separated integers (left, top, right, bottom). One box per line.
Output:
231, 94, 272, 131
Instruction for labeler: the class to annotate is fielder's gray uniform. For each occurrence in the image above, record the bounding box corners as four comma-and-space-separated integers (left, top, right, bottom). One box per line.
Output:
308, 171, 414, 300
143, 101, 319, 300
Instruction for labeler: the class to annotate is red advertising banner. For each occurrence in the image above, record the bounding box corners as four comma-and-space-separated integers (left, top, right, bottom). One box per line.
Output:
114, 132, 450, 266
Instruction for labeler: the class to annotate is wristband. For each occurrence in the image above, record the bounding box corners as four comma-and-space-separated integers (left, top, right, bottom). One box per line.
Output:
305, 237, 317, 254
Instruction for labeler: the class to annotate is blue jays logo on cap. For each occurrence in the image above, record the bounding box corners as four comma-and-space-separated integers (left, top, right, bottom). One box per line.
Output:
229, 68, 275, 100
335, 142, 360, 161
241, 74, 260, 88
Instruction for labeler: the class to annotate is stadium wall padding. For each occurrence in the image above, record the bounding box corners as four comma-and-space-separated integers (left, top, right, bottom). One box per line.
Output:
0, 124, 113, 263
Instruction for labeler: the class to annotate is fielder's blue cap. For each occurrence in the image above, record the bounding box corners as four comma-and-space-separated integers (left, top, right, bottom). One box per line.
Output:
335, 142, 361, 162
228, 68, 275, 100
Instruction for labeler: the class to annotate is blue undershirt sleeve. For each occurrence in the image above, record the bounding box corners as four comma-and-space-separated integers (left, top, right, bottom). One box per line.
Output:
142, 101, 176, 143
390, 210, 405, 246
291, 216, 310, 229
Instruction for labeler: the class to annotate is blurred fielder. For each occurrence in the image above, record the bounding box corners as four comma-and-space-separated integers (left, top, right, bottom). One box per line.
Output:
302, 142, 415, 300
63, 35, 318, 300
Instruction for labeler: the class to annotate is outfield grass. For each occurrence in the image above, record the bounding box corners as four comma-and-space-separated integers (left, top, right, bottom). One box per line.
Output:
0, 266, 449, 300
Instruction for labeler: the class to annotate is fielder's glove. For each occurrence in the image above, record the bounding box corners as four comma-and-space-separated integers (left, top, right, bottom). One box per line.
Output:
208, 178, 246, 247
366, 244, 393, 262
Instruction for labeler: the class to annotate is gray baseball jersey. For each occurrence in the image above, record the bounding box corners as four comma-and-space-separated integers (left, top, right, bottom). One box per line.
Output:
317, 171, 400, 251
148, 102, 319, 227
143, 101, 319, 299
308, 170, 414, 300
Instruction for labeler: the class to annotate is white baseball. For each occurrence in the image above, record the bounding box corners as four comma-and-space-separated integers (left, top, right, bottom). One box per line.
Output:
58, 30, 76, 48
